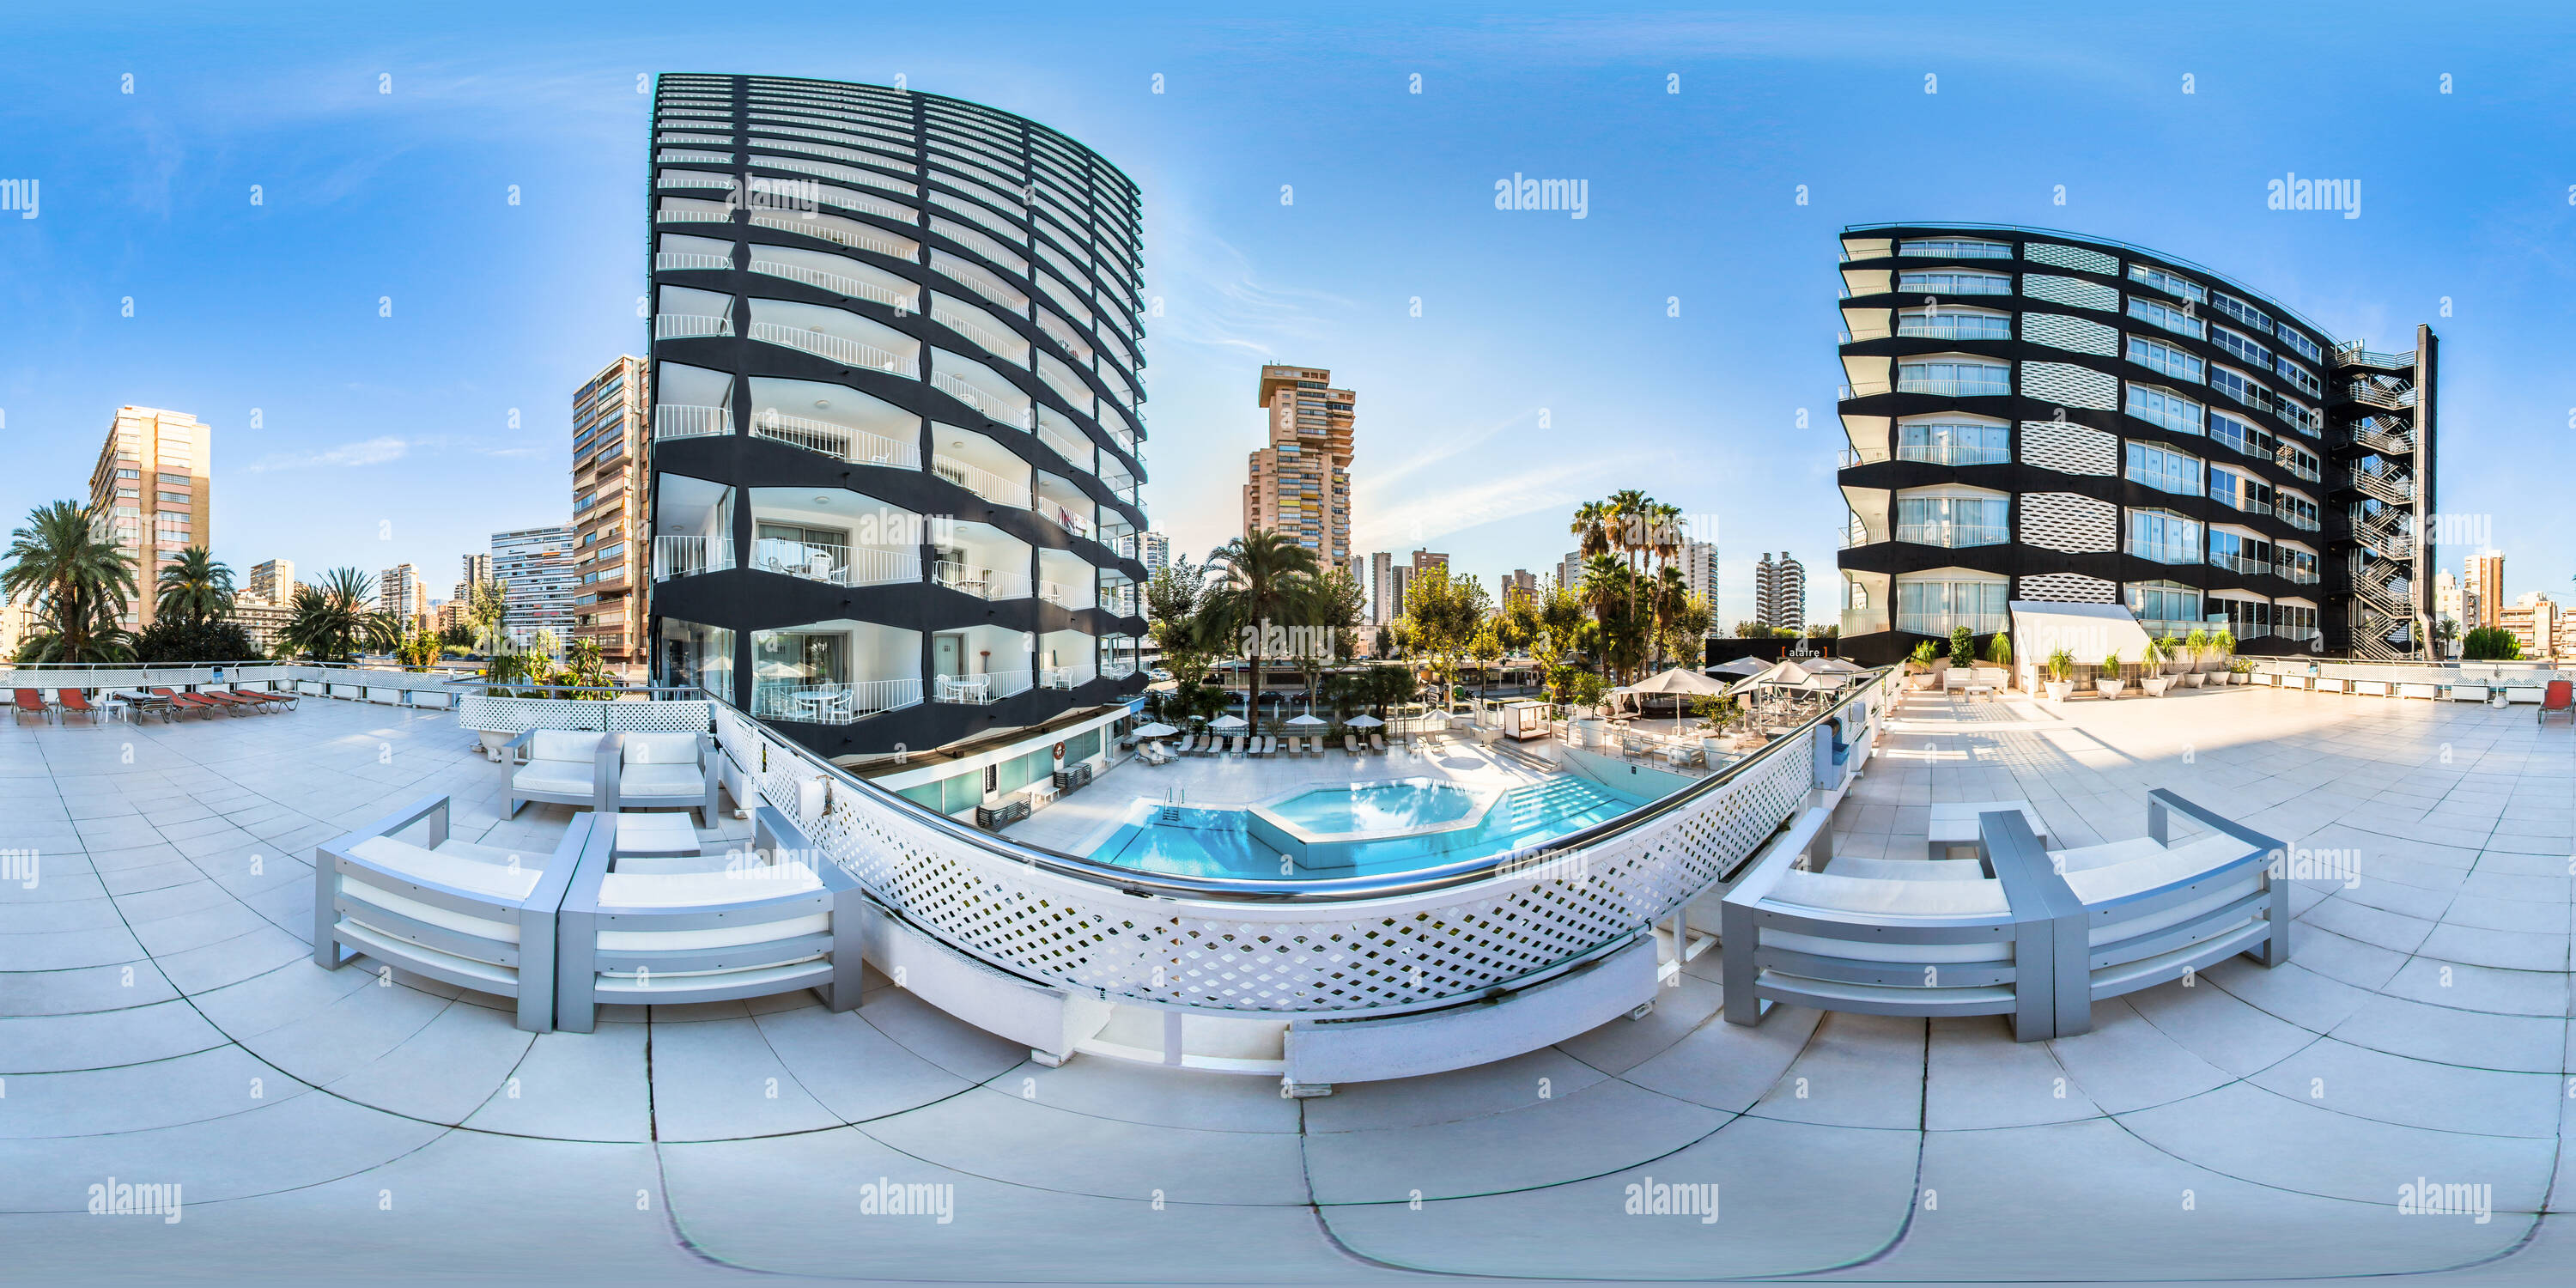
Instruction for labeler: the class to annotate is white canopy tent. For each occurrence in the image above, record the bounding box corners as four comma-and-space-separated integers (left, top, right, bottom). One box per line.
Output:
1728, 659, 1815, 696
2008, 600, 2155, 690
1610, 666, 1733, 714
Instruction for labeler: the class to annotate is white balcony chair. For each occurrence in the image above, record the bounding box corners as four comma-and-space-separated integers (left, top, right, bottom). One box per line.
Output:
502, 729, 618, 817
605, 731, 723, 827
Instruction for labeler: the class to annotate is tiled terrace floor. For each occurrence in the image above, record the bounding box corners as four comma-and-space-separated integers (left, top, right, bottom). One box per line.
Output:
4, 688, 2576, 1283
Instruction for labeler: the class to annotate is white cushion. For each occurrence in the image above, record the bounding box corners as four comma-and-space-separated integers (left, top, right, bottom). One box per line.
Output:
2050, 836, 2166, 875
1769, 869, 2010, 916
2062, 835, 2256, 905
619, 763, 708, 798
598, 864, 823, 908
349, 836, 543, 901
1826, 856, 1988, 882
623, 732, 701, 765
514, 761, 598, 796
598, 913, 830, 952
531, 730, 606, 762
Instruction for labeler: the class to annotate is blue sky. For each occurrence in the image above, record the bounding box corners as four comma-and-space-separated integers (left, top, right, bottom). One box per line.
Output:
2, 2, 2570, 626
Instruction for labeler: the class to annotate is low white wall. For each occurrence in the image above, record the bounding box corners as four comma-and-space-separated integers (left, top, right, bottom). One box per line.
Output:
1283, 937, 1658, 1086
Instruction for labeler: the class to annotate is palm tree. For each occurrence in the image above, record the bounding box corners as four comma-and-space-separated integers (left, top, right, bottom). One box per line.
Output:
276, 567, 398, 662
1570, 501, 1611, 563
154, 546, 236, 628
2, 501, 137, 663
1205, 530, 1321, 733
1603, 489, 1656, 659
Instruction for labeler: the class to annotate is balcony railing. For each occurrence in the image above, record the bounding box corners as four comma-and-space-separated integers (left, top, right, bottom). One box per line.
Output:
1037, 579, 1086, 607
2281, 511, 2321, 532
749, 538, 920, 588
1038, 666, 1078, 690
2208, 551, 2269, 577
653, 404, 731, 440
930, 305, 1027, 362
2275, 562, 2320, 585
1894, 612, 2008, 636
931, 370, 1036, 428
1037, 501, 1094, 540
750, 410, 921, 467
2212, 495, 2273, 517
747, 257, 916, 313
654, 313, 734, 340
653, 535, 733, 580
747, 321, 919, 376
1895, 317, 2012, 342
1893, 522, 2008, 547
1895, 443, 2009, 466
1838, 381, 1892, 400
2343, 381, 2418, 410
654, 206, 735, 225
747, 210, 913, 260
751, 677, 922, 724
2124, 543, 2206, 565
1895, 374, 2013, 398
655, 251, 736, 272
933, 560, 1032, 601
2272, 624, 2321, 642
931, 457, 1030, 507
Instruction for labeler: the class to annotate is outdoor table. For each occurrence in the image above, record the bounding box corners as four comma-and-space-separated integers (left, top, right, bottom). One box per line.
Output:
1927, 799, 2049, 863
612, 812, 703, 860
119, 690, 173, 724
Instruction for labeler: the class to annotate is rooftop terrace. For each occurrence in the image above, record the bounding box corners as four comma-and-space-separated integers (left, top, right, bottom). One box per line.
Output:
5, 685, 2575, 1282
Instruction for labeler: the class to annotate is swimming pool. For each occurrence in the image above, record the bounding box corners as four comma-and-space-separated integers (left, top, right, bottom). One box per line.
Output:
1078, 775, 1651, 881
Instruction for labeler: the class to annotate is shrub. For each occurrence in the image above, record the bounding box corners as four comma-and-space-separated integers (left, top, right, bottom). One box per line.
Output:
1948, 627, 1975, 667
2462, 626, 2521, 661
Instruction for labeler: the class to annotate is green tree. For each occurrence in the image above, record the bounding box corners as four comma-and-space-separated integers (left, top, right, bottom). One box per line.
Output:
133, 619, 256, 664
153, 546, 236, 628
1394, 565, 1491, 709
1204, 530, 1322, 731
465, 579, 511, 653
3, 500, 138, 663
276, 568, 399, 663
2462, 625, 2520, 661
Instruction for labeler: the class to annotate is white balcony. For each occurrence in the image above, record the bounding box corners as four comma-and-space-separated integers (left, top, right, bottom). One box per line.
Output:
931, 367, 1035, 429
653, 535, 733, 580
750, 410, 920, 467
751, 676, 921, 724
655, 313, 734, 340
747, 210, 917, 261
653, 404, 731, 440
932, 456, 1030, 508
749, 320, 919, 377
655, 251, 736, 272
1038, 666, 1076, 690
931, 301, 1030, 366
748, 256, 917, 313
750, 538, 920, 588
934, 561, 1032, 601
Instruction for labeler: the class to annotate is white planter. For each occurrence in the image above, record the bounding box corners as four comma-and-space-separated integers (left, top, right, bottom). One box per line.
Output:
477, 729, 514, 762
2095, 679, 2126, 700
2182, 672, 2203, 687
2141, 676, 2171, 697
2044, 680, 2073, 702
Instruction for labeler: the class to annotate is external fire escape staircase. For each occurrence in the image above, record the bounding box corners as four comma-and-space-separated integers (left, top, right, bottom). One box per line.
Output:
2329, 347, 2427, 660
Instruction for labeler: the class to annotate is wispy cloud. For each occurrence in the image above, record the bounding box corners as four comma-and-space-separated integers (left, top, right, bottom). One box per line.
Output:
242, 435, 410, 471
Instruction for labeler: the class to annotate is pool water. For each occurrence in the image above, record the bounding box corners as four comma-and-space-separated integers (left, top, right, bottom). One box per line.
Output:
1267, 781, 1481, 835
1082, 776, 1649, 881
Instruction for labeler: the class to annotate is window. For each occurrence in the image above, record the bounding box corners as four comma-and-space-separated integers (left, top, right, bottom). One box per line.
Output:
1896, 359, 2011, 396
2277, 492, 2320, 531
1894, 575, 2008, 635
2210, 293, 2274, 335
2276, 548, 2319, 584
2208, 465, 2272, 515
1897, 307, 2011, 341
1896, 420, 2009, 465
2277, 328, 2324, 364
2126, 580, 2204, 632
2275, 398, 2321, 435
1899, 239, 2012, 258
1897, 270, 2012, 295
2214, 326, 2273, 369
2275, 356, 2322, 398
156, 491, 192, 506
2279, 442, 2321, 482
2207, 410, 2270, 461
2125, 384, 2204, 435
2126, 336, 2203, 383
2124, 442, 2202, 495
2125, 508, 2202, 564
2207, 365, 2270, 412
2208, 531, 2272, 576
1894, 493, 2009, 547
2127, 264, 2205, 303
2126, 296, 2205, 339
115, 468, 139, 480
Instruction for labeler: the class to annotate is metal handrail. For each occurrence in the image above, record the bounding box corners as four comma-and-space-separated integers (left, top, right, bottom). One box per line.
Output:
701, 667, 1893, 903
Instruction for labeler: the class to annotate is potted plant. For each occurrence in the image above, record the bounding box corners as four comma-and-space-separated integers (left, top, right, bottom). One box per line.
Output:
1948, 626, 1976, 672
2095, 651, 2126, 700
2182, 629, 2210, 686
2212, 629, 2239, 682
1986, 631, 2014, 689
2044, 647, 2075, 702
1908, 639, 1940, 690
2159, 635, 2186, 677
2228, 656, 2254, 685
2139, 638, 2172, 696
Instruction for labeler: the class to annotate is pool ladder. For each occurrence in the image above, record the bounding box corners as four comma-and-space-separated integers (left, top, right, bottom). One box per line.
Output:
1160, 787, 1186, 823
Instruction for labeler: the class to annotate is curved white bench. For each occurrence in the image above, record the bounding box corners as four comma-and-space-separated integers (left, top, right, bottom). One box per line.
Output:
553, 805, 862, 1032
313, 795, 593, 1032
1724, 790, 2285, 1041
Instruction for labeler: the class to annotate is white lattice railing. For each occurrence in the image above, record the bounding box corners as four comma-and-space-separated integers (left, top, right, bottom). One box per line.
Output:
455, 692, 714, 736
706, 670, 1889, 1015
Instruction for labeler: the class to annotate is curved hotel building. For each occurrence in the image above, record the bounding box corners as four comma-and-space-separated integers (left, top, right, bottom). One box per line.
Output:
1833, 223, 2436, 663
643, 75, 1151, 762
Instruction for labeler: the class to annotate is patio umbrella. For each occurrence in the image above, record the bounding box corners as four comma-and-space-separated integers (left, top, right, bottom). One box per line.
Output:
1803, 657, 1865, 674
1346, 714, 1384, 727
1709, 657, 1771, 677
1286, 713, 1325, 726
1210, 714, 1248, 731
1133, 722, 1178, 738
1728, 659, 1814, 696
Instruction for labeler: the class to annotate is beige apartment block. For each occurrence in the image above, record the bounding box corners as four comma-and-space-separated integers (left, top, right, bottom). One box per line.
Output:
87, 406, 210, 633
572, 355, 650, 671
1241, 364, 1354, 568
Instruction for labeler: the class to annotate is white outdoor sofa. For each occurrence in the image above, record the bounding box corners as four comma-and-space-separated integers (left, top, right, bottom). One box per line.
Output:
604, 730, 723, 826
553, 804, 864, 1032
1723, 789, 2285, 1041
501, 728, 619, 817
312, 794, 597, 1032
